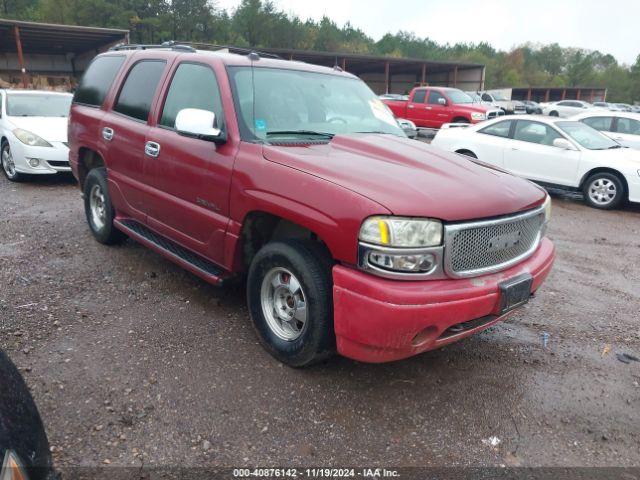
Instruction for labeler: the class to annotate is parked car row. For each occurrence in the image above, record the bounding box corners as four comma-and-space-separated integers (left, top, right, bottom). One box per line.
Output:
431, 114, 640, 210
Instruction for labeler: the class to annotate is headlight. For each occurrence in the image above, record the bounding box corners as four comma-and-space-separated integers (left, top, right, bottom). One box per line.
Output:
471, 112, 486, 121
542, 195, 552, 224
12, 128, 52, 147
359, 216, 442, 247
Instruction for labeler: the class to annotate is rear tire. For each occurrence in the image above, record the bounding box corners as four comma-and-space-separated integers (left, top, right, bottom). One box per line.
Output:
83, 168, 127, 244
247, 239, 335, 367
1, 140, 24, 182
452, 117, 470, 124
582, 172, 625, 210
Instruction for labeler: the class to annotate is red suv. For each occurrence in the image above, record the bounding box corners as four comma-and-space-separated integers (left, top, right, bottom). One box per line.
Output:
68, 45, 555, 366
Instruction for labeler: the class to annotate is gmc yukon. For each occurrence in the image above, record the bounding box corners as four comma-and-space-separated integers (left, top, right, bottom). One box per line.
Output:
68, 45, 555, 366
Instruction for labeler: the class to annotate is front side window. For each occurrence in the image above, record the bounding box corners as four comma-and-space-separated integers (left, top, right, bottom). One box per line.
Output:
479, 120, 512, 138
513, 120, 562, 146
114, 60, 166, 121
427, 90, 446, 105
557, 121, 619, 150
582, 116, 614, 132
616, 117, 640, 135
412, 90, 426, 103
445, 90, 473, 104
74, 55, 125, 107
160, 63, 224, 129
6, 94, 72, 117
227, 67, 404, 141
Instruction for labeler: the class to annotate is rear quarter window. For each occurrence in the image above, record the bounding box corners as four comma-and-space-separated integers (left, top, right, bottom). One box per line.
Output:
73, 55, 125, 107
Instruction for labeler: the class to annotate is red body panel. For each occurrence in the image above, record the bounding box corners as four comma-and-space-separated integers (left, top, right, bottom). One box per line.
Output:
69, 49, 555, 363
383, 87, 492, 128
333, 238, 555, 363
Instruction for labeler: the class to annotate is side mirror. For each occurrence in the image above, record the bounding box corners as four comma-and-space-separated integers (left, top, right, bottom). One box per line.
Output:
175, 108, 224, 143
437, 97, 447, 106
553, 138, 575, 150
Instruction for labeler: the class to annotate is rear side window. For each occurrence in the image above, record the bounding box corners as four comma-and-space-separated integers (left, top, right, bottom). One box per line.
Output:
616, 117, 640, 135
479, 120, 512, 138
114, 60, 166, 121
582, 116, 613, 132
73, 55, 125, 107
412, 90, 426, 103
159, 63, 224, 129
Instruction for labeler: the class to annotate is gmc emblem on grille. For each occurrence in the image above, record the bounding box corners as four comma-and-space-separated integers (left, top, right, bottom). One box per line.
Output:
488, 231, 521, 252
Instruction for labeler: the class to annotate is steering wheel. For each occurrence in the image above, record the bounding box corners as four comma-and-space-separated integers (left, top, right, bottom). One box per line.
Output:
328, 117, 348, 125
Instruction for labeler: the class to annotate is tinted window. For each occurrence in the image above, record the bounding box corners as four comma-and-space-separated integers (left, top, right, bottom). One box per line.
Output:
557, 101, 571, 107
481, 93, 492, 102
582, 116, 613, 132
514, 120, 562, 146
479, 120, 512, 138
412, 90, 426, 103
74, 55, 125, 107
160, 63, 224, 129
114, 60, 166, 121
616, 117, 640, 135
427, 90, 446, 105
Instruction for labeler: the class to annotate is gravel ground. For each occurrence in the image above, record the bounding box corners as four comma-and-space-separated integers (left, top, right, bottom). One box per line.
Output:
1, 173, 639, 469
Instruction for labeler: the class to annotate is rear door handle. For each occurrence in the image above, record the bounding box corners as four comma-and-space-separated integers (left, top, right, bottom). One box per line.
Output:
408, 104, 415, 109
102, 127, 114, 141
144, 141, 161, 158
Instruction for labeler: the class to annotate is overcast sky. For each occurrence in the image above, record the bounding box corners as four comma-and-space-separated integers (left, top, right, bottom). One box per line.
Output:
215, 0, 639, 65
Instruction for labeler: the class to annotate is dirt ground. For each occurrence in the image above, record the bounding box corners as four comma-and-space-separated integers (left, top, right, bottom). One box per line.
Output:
1, 172, 639, 469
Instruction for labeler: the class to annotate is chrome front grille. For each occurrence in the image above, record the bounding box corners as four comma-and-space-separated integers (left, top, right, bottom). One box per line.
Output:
444, 207, 545, 278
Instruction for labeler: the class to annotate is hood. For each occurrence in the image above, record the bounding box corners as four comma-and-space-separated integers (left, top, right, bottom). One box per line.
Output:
262, 135, 546, 222
6, 116, 68, 143
454, 103, 494, 113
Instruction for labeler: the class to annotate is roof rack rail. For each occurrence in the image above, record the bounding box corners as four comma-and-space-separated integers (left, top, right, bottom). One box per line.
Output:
109, 41, 196, 53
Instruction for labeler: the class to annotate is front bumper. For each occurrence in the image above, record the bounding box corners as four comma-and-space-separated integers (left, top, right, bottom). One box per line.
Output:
10, 139, 70, 175
333, 237, 555, 363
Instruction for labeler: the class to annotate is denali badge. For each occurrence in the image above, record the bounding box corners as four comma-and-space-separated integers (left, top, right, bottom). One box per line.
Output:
488, 231, 521, 252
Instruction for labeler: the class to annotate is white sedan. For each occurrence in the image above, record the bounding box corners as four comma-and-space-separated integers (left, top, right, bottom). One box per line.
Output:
0, 89, 72, 182
571, 111, 640, 150
540, 100, 598, 118
431, 115, 640, 209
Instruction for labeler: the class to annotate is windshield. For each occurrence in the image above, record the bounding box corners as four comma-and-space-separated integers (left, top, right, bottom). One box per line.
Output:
447, 90, 474, 104
228, 67, 405, 141
491, 92, 509, 101
6, 94, 72, 117
557, 121, 620, 150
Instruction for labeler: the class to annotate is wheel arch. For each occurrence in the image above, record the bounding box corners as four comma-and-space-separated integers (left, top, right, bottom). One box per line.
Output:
235, 210, 334, 273
454, 148, 477, 158
77, 147, 105, 189
580, 167, 628, 195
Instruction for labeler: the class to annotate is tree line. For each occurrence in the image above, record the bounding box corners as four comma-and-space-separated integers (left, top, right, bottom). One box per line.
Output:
3, 0, 640, 102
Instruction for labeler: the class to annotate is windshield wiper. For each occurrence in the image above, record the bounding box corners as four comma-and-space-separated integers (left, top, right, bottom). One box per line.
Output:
266, 130, 334, 138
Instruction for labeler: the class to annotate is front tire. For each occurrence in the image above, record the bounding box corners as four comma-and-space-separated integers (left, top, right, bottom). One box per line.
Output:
582, 172, 625, 210
247, 240, 334, 367
83, 168, 127, 244
1, 140, 24, 182
549, 111, 559, 117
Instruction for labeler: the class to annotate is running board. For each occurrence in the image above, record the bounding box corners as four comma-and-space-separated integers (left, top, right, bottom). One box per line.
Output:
115, 219, 227, 285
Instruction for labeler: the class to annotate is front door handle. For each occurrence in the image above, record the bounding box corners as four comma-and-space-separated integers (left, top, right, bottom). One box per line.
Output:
102, 127, 114, 141
144, 141, 161, 158
408, 104, 415, 109
425, 106, 432, 110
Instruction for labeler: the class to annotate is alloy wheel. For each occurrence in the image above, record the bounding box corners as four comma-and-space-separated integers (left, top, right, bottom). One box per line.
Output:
260, 267, 308, 341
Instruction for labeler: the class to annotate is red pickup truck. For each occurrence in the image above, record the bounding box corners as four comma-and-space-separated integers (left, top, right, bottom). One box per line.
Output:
382, 87, 502, 128
69, 45, 554, 366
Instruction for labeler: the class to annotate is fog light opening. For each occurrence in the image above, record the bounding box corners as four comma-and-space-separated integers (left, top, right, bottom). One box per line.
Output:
28, 158, 41, 167
412, 326, 439, 347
